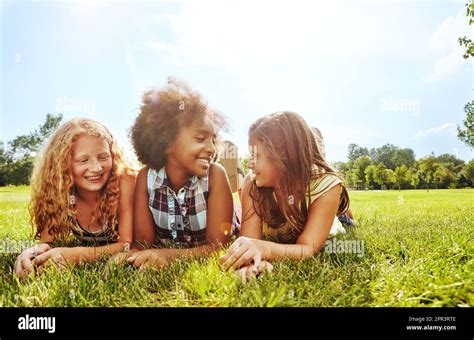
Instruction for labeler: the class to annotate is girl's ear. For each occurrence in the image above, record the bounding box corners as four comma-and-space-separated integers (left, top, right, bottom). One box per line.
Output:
167, 142, 175, 155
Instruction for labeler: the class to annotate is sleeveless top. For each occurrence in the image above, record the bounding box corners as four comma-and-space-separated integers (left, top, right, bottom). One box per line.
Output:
262, 174, 343, 244
147, 167, 209, 248
69, 216, 118, 244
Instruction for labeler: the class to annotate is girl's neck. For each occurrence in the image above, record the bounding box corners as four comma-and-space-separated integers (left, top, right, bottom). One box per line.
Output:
75, 187, 100, 205
165, 162, 191, 193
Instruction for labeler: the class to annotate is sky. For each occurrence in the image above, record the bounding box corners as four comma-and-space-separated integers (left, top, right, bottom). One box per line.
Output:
1, 0, 473, 163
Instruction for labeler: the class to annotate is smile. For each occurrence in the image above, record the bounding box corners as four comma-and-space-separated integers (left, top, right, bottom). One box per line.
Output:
85, 174, 103, 181
197, 158, 210, 164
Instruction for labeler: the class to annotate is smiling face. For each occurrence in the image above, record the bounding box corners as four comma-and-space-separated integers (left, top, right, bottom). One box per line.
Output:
167, 119, 217, 178
70, 136, 113, 194
248, 136, 280, 188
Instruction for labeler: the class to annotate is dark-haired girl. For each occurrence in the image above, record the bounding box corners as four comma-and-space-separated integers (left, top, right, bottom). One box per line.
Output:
117, 78, 235, 270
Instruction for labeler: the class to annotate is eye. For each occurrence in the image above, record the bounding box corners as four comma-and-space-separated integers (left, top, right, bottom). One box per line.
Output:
78, 159, 88, 163
99, 155, 110, 161
195, 136, 205, 142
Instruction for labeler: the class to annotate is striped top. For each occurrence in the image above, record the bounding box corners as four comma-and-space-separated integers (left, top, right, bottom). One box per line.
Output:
147, 167, 209, 248
262, 173, 343, 244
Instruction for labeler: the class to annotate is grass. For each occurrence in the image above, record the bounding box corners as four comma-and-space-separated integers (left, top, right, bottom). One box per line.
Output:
0, 186, 472, 307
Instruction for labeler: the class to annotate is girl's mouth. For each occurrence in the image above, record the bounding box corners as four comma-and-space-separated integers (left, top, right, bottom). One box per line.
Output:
85, 174, 103, 182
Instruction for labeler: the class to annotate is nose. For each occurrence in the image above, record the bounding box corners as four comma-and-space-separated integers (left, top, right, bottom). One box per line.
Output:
90, 158, 103, 172
248, 157, 255, 170
205, 139, 216, 157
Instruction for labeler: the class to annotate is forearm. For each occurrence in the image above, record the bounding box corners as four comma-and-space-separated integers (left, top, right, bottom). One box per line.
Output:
72, 242, 130, 263
257, 239, 321, 261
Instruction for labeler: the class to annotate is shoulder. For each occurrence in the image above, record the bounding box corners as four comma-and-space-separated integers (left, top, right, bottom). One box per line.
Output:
135, 166, 150, 182
208, 163, 228, 190
308, 173, 342, 203
119, 172, 137, 188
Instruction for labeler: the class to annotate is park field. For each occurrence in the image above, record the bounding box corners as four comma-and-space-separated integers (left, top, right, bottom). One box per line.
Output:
0, 186, 472, 307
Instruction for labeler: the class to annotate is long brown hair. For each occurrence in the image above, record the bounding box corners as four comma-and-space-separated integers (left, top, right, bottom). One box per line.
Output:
247, 111, 349, 235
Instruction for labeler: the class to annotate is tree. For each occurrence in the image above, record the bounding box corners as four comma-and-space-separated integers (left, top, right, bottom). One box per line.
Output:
8, 113, 63, 160
1, 113, 63, 186
365, 164, 377, 189
408, 167, 421, 189
393, 148, 416, 169
418, 156, 439, 191
350, 155, 372, 189
462, 160, 474, 185
394, 165, 409, 191
457, 100, 474, 149
385, 169, 395, 190
374, 162, 390, 190
347, 144, 370, 166
457, 3, 474, 148
458, 2, 474, 59
433, 164, 456, 189
370, 144, 399, 169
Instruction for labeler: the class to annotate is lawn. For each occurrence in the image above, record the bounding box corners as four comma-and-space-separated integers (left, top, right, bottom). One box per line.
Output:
0, 186, 472, 307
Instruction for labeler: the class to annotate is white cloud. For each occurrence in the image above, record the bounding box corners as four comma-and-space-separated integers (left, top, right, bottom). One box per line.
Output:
411, 122, 457, 140
425, 9, 473, 82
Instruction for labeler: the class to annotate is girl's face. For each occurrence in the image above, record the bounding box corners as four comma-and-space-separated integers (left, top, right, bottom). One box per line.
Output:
70, 136, 113, 194
168, 119, 217, 178
248, 137, 280, 188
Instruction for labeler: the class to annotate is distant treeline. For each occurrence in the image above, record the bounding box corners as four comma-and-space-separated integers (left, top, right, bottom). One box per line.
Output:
332, 144, 474, 190
1, 114, 473, 190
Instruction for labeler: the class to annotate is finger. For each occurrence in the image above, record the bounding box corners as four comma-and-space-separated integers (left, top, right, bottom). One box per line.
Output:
221, 245, 246, 270
127, 254, 138, 265
230, 249, 255, 270
219, 242, 240, 264
21, 257, 33, 274
34, 243, 51, 255
33, 251, 52, 267
139, 259, 153, 271
238, 267, 247, 283
14, 256, 24, 277
129, 253, 147, 268
262, 261, 273, 273
252, 253, 262, 273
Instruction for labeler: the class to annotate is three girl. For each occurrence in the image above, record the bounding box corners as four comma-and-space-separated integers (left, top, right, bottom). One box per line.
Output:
14, 81, 352, 281
14, 118, 136, 278
219, 111, 351, 281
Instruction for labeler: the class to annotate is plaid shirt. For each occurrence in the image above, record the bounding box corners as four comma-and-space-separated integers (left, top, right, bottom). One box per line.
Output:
147, 167, 209, 248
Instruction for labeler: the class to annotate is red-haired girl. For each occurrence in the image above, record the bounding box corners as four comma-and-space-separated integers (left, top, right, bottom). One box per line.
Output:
14, 118, 136, 278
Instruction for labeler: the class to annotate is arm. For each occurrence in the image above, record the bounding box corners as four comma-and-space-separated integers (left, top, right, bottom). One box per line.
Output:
221, 184, 342, 269
33, 174, 137, 266
127, 163, 235, 268
131, 167, 156, 250
238, 177, 263, 239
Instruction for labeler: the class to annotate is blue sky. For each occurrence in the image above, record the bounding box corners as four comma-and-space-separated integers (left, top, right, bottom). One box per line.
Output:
1, 0, 473, 163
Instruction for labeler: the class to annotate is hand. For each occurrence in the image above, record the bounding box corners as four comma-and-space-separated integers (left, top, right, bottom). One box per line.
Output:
14, 243, 51, 279
219, 236, 264, 271
237, 260, 273, 283
32, 247, 79, 270
126, 249, 170, 270
103, 249, 139, 278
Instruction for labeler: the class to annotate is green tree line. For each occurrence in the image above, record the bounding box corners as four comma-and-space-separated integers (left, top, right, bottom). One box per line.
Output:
333, 143, 474, 191
0, 114, 63, 186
